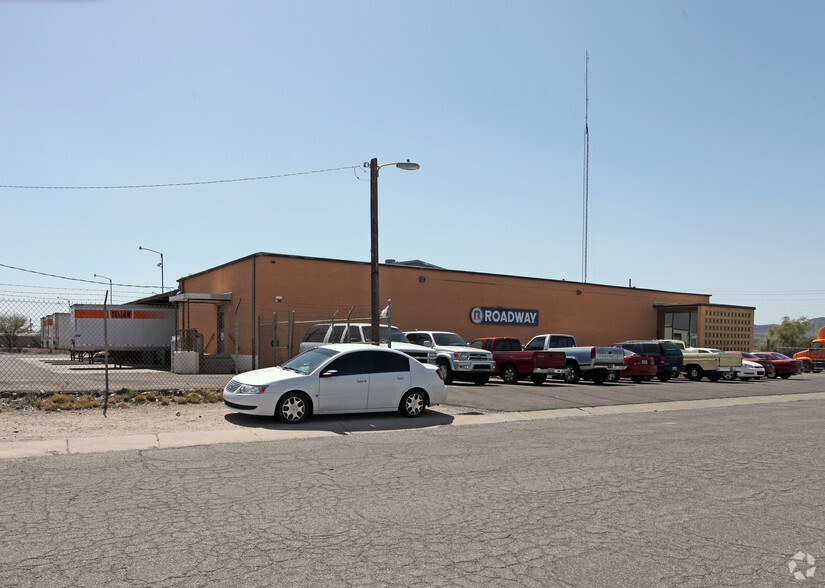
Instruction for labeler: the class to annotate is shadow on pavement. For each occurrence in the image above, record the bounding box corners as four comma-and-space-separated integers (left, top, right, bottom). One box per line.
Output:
224, 408, 456, 435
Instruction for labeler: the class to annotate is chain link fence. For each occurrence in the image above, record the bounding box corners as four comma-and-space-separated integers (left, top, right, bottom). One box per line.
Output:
260, 304, 392, 368
1, 299, 398, 394
0, 298, 229, 394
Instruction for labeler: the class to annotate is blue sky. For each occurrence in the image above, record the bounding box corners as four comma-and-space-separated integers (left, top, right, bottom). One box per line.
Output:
2, 0, 823, 325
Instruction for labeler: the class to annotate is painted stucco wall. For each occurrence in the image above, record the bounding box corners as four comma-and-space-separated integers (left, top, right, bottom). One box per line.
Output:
177, 253, 720, 360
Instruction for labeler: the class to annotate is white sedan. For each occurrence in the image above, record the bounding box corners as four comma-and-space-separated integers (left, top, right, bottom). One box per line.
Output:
723, 359, 765, 380
223, 344, 447, 423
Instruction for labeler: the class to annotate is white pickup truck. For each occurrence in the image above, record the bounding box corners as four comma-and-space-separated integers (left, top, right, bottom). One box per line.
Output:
299, 323, 436, 365
404, 330, 495, 385
523, 333, 625, 384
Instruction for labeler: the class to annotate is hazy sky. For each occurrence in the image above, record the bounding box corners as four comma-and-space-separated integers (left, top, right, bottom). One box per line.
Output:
2, 0, 823, 325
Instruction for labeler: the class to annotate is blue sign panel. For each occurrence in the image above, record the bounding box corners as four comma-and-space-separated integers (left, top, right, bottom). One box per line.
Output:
470, 306, 539, 326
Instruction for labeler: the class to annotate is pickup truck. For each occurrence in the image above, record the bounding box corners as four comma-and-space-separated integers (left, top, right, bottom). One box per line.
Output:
299, 323, 436, 364
523, 333, 625, 384
468, 337, 566, 385
404, 330, 495, 385
673, 343, 743, 381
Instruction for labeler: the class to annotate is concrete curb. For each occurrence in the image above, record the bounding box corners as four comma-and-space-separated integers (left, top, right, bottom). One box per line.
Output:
3, 391, 825, 460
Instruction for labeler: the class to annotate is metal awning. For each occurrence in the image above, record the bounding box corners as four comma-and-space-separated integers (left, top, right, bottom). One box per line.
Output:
169, 292, 232, 303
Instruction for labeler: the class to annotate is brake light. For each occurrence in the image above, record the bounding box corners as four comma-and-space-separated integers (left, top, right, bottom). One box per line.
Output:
436, 368, 445, 381
590, 348, 596, 359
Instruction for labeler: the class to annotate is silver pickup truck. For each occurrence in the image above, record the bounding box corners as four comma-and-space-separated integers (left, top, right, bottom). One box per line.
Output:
404, 330, 495, 385
523, 333, 625, 384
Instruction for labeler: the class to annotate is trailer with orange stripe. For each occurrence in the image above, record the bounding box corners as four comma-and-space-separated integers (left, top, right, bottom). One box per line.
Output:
71, 304, 175, 365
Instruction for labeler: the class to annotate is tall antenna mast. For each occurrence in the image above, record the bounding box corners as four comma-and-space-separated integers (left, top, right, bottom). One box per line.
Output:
581, 51, 590, 283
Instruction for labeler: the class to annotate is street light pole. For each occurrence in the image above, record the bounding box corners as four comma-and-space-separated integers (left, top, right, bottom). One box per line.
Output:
94, 274, 113, 303
366, 158, 420, 346
139, 246, 164, 292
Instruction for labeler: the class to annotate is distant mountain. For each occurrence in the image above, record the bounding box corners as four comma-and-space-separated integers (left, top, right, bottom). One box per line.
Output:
754, 317, 825, 341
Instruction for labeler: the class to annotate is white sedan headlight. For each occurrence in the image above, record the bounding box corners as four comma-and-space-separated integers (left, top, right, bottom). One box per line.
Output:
235, 383, 268, 394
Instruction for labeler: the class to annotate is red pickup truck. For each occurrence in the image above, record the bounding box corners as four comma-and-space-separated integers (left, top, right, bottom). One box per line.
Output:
469, 337, 566, 385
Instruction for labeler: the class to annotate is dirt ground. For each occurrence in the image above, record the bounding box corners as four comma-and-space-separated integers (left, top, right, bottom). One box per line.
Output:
0, 402, 234, 442
0, 400, 477, 443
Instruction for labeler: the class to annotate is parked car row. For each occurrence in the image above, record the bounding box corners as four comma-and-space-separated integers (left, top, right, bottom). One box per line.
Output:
222, 323, 806, 424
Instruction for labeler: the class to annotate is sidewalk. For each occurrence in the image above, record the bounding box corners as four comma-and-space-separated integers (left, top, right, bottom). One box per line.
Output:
3, 391, 824, 460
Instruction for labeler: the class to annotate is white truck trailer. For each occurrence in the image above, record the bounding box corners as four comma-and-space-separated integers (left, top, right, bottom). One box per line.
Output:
71, 304, 175, 366
48, 313, 71, 350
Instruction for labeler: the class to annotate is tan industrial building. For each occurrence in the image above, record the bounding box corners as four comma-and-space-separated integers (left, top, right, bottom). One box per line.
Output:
167, 252, 755, 372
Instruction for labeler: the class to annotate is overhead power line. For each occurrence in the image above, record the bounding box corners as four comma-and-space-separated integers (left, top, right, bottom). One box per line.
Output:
0, 165, 361, 190
0, 263, 157, 289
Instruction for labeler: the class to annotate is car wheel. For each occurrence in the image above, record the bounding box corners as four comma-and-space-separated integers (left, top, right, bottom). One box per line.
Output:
685, 366, 703, 381
530, 374, 547, 385
399, 389, 426, 417
657, 374, 671, 382
780, 373, 792, 379
722, 371, 736, 381
276, 392, 309, 424
606, 371, 620, 383
767, 371, 778, 379
564, 364, 581, 384
473, 374, 490, 385
437, 360, 454, 384
501, 364, 519, 385
591, 372, 608, 384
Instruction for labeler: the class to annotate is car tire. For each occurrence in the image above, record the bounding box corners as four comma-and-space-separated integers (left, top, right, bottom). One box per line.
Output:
657, 374, 671, 382
767, 371, 778, 379
722, 371, 737, 381
530, 374, 547, 385
473, 374, 490, 385
685, 366, 703, 381
564, 363, 581, 384
707, 372, 722, 382
438, 360, 454, 385
780, 373, 792, 379
501, 365, 519, 385
276, 392, 310, 424
606, 371, 620, 383
591, 372, 608, 384
631, 376, 644, 383
399, 389, 427, 417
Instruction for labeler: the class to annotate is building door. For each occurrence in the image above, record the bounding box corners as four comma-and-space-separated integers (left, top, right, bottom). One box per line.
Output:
217, 305, 225, 353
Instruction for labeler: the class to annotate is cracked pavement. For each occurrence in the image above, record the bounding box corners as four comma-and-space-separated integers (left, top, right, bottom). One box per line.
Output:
1, 397, 823, 586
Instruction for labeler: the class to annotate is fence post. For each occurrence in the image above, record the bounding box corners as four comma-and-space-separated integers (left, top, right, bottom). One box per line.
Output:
103, 292, 110, 415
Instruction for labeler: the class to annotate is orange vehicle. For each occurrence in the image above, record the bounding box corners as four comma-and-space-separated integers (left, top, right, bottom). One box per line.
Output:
792, 326, 825, 372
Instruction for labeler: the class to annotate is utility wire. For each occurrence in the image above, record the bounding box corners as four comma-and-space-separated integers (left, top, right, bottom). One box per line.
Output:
0, 263, 158, 289
0, 165, 361, 190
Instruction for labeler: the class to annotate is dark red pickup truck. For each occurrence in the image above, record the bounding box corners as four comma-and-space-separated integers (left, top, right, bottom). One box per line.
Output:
469, 337, 566, 385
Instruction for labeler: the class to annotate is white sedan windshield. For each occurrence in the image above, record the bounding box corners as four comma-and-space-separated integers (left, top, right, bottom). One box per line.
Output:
282, 348, 338, 374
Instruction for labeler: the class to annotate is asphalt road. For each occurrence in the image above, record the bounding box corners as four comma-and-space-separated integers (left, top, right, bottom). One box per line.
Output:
444, 371, 820, 412
1, 394, 823, 586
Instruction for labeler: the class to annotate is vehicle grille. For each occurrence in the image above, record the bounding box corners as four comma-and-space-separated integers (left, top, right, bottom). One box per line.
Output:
468, 353, 490, 361
225, 380, 242, 393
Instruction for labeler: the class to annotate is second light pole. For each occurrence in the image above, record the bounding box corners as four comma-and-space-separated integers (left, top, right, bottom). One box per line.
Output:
367, 158, 420, 346
139, 246, 164, 292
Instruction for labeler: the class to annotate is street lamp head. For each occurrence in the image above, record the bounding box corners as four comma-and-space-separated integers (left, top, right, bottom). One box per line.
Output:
396, 160, 419, 171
